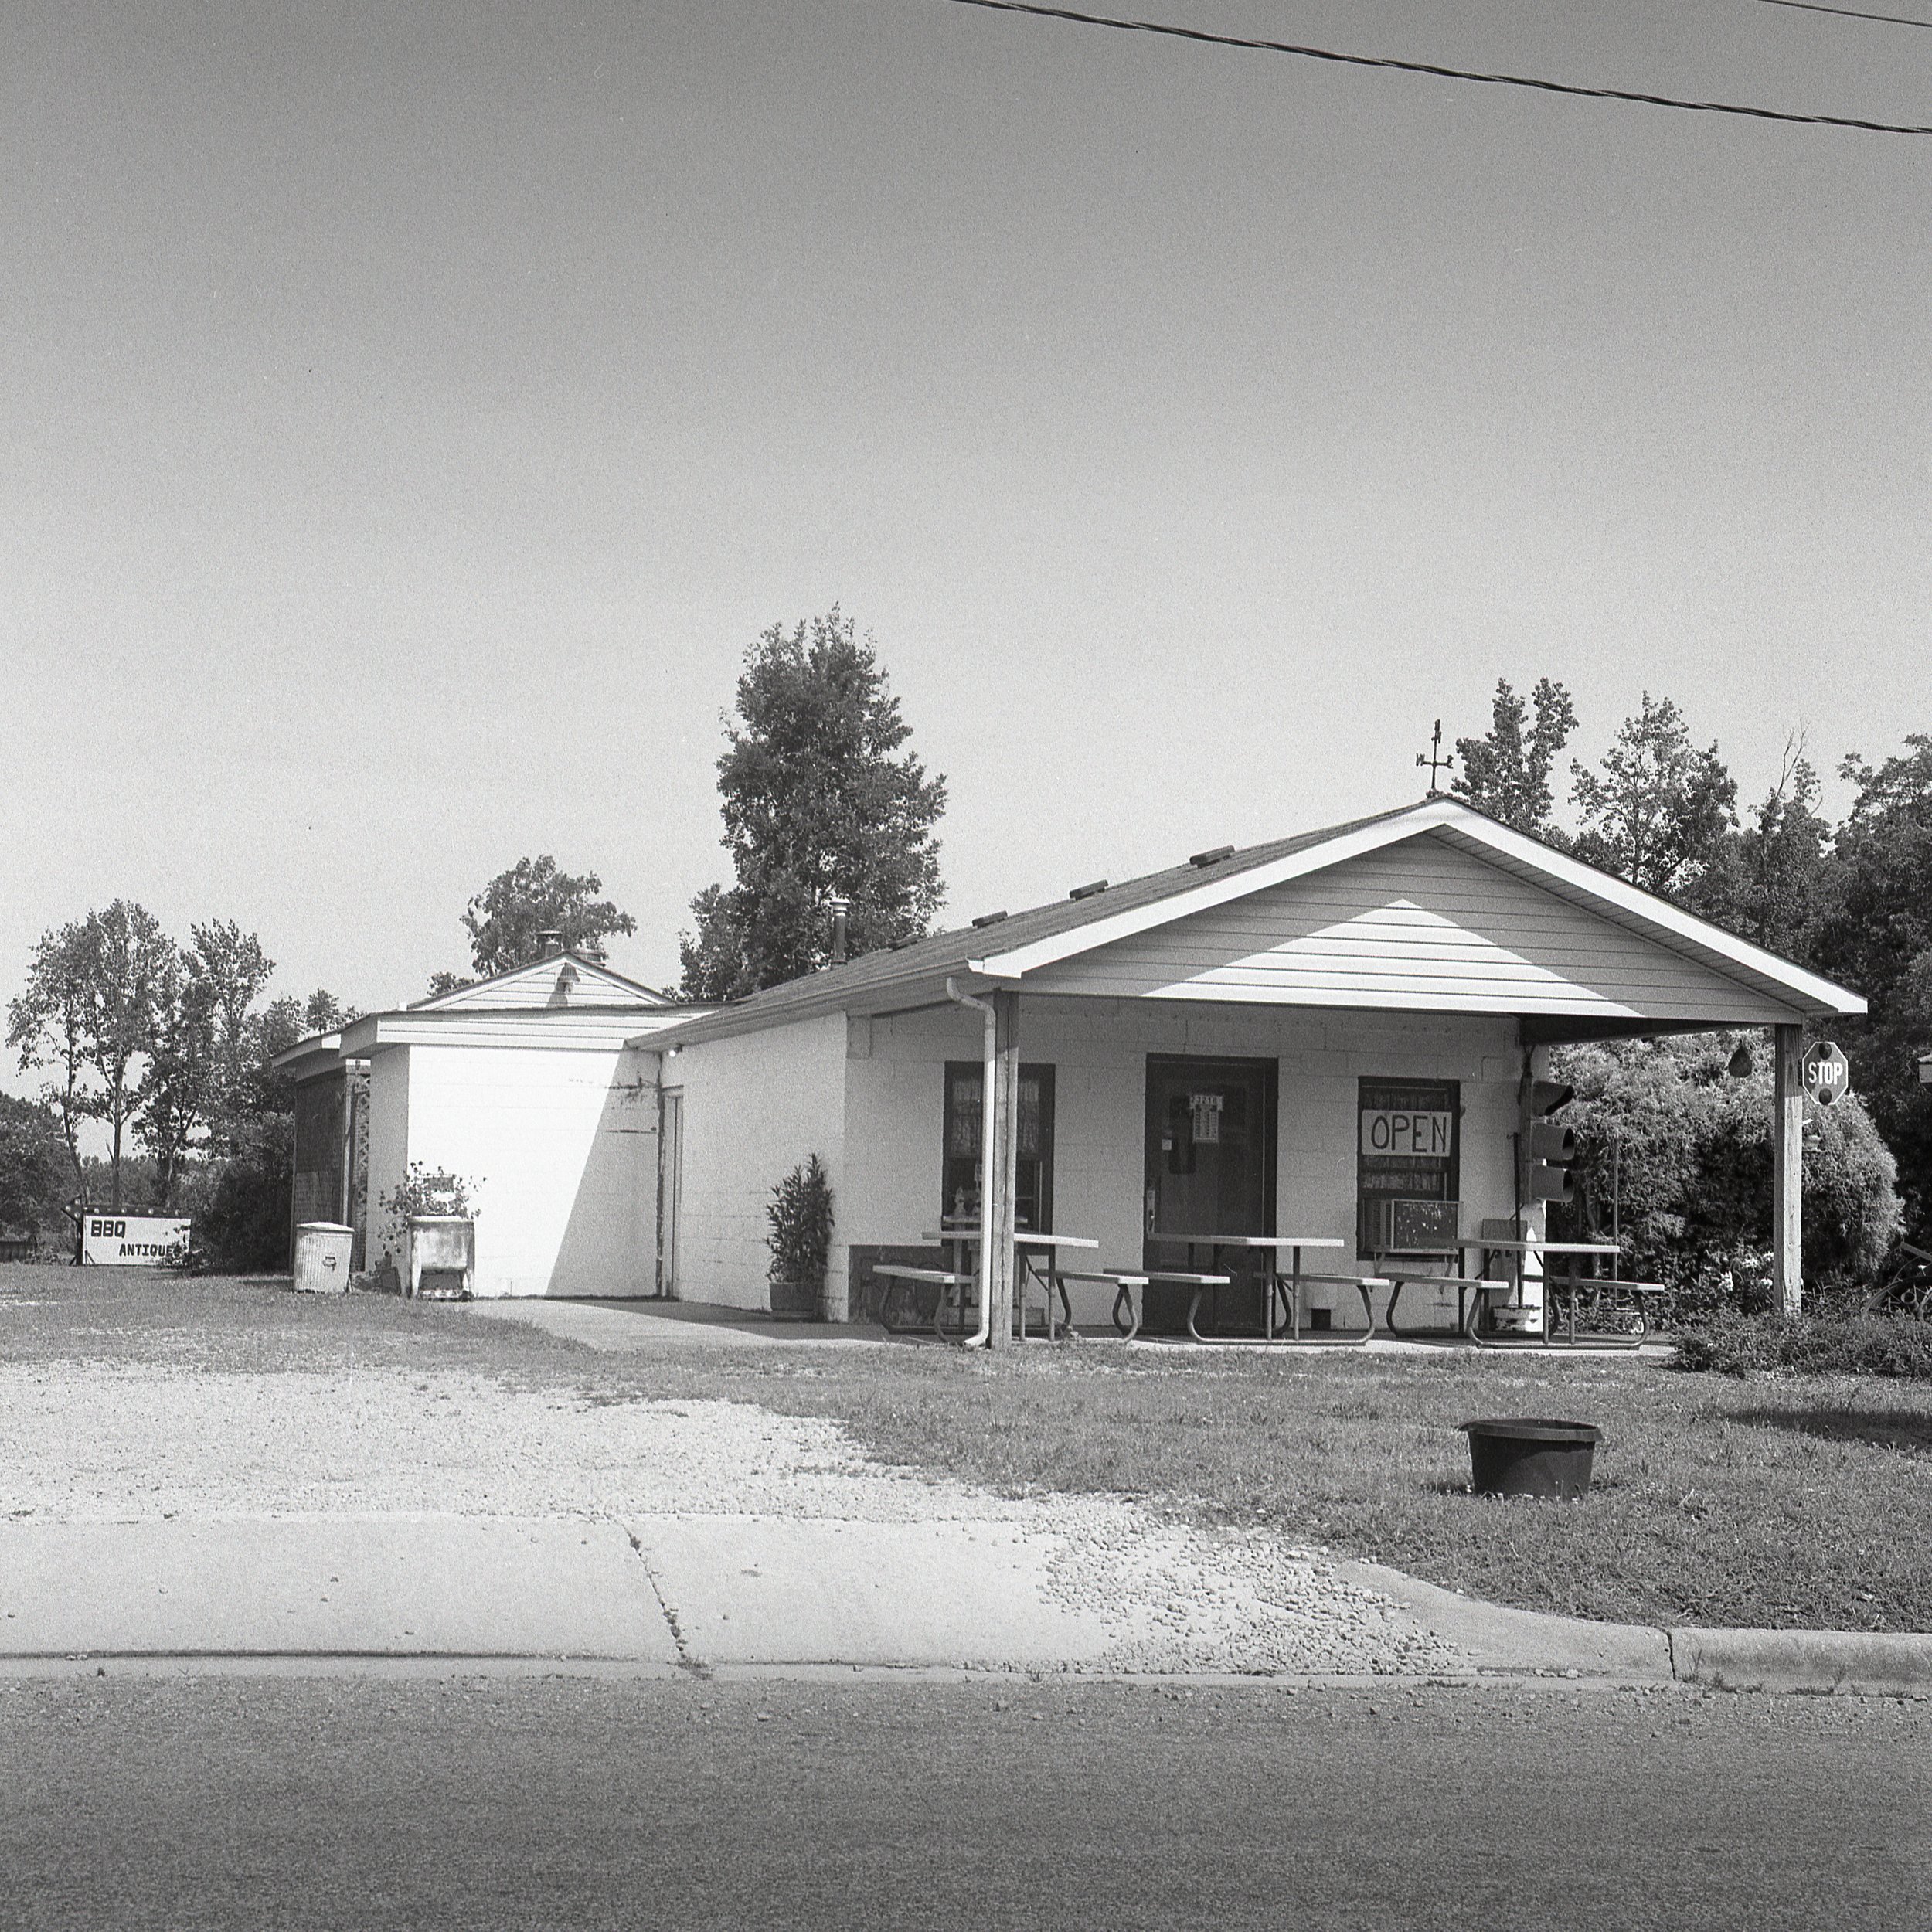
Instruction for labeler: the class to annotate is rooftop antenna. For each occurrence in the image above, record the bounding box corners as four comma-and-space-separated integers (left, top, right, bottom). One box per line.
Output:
1417, 720, 1453, 796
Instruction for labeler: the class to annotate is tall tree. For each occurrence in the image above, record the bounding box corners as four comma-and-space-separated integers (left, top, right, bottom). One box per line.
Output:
1812, 735, 1932, 1246
1451, 677, 1578, 838
0, 1094, 73, 1239
7, 920, 94, 1189
1689, 737, 1833, 959
680, 608, 947, 999
451, 857, 638, 981
190, 920, 276, 1155
1570, 693, 1737, 900
135, 944, 215, 1211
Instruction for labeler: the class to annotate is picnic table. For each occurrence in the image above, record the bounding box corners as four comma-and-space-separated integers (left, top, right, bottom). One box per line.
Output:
1376, 1235, 1662, 1348
1475, 1236, 1663, 1349
919, 1226, 1102, 1341
1148, 1234, 1372, 1343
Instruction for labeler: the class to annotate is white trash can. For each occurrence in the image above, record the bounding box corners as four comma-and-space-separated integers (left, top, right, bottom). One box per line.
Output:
294, 1222, 355, 1293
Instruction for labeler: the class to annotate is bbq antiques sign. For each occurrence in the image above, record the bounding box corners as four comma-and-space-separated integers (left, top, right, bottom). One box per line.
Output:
80, 1214, 192, 1266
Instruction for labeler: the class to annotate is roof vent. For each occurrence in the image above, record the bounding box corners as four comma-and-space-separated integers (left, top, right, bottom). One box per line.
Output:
971, 910, 1009, 928
536, 929, 565, 957
1189, 845, 1235, 868
1067, 879, 1109, 901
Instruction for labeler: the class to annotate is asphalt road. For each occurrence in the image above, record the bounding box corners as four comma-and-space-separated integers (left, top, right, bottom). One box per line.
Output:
5, 1673, 1927, 1932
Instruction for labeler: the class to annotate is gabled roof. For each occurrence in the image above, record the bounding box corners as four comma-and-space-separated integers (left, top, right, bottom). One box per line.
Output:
410, 951, 673, 1012
272, 953, 710, 1075
634, 798, 1866, 1050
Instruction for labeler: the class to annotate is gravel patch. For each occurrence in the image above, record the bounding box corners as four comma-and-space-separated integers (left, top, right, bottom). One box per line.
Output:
1, 1364, 1464, 1675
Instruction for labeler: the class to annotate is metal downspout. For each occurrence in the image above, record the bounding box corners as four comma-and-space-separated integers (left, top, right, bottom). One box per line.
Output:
944, 978, 996, 1349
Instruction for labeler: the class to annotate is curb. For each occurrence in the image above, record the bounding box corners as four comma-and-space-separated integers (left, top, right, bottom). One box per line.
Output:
1668, 1627, 1932, 1696
1338, 1556, 1932, 1696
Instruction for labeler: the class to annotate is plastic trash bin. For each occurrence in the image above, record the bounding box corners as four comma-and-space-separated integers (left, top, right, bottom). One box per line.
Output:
294, 1222, 355, 1294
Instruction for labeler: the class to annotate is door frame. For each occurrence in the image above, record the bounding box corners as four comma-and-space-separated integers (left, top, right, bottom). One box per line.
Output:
1141, 1052, 1279, 1242
657, 1087, 685, 1299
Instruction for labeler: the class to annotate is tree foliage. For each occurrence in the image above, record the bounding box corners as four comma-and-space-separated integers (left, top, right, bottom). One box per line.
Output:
7, 902, 175, 1212
681, 608, 947, 999
1451, 677, 1577, 838
1689, 739, 1832, 957
454, 857, 638, 981
1570, 693, 1737, 898
1550, 1033, 1902, 1315
0, 1093, 72, 1238
1811, 736, 1932, 1246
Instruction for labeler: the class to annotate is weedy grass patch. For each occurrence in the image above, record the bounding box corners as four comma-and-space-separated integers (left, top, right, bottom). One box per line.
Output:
8, 1264, 1929, 1634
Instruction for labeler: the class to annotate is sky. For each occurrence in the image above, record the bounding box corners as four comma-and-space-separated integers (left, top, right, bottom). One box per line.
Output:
5, 0, 1930, 1062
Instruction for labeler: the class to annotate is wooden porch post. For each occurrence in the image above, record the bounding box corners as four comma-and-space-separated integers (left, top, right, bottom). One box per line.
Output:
1772, 1023, 1804, 1319
985, 989, 1022, 1349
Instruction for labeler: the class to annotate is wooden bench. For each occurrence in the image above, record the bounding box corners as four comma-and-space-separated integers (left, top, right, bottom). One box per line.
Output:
1274, 1272, 1389, 1345
1053, 1269, 1153, 1341
869, 1264, 971, 1338
1381, 1271, 1512, 1342
1056, 1269, 1234, 1342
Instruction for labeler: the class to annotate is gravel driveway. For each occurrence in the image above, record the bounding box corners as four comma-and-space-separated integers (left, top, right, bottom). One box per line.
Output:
1, 1362, 1464, 1675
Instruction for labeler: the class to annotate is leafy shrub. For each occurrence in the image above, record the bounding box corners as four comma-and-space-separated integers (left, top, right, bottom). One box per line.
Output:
198, 1114, 294, 1272
767, 1154, 834, 1300
1550, 1034, 1903, 1318
1674, 1310, 1932, 1380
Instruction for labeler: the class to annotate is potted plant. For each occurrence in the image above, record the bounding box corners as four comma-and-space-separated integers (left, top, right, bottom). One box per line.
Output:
376, 1162, 482, 1301
766, 1154, 834, 1321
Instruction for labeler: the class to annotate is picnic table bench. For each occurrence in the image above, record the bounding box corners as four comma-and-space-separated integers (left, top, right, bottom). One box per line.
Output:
869, 1263, 972, 1338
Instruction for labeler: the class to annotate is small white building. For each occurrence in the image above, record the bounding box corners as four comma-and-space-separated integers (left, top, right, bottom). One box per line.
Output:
282, 798, 1866, 1318
278, 951, 704, 1298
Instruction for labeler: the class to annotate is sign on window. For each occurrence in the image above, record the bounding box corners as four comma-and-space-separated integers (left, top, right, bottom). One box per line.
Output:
1357, 1078, 1459, 1255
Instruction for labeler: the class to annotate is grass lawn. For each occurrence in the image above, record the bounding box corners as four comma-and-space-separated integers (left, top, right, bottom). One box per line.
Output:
7, 1264, 1930, 1634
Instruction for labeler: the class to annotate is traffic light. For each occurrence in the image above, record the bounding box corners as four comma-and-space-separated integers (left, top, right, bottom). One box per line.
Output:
1528, 1080, 1577, 1206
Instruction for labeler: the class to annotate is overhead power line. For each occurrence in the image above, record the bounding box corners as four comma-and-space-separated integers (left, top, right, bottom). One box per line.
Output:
1747, 0, 1932, 29
934, 0, 1932, 135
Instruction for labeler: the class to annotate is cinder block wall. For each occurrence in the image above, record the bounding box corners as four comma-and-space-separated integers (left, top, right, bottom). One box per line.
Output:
842, 997, 1522, 1327
658, 1013, 848, 1311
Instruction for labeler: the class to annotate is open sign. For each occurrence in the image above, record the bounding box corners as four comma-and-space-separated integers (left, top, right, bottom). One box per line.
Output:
1360, 1110, 1454, 1158
1801, 1041, 1850, 1111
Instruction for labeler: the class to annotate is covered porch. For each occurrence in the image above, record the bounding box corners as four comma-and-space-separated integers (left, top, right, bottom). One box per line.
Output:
640, 800, 1867, 1338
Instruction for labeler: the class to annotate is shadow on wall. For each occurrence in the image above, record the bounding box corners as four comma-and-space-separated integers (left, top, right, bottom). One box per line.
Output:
546, 1060, 661, 1298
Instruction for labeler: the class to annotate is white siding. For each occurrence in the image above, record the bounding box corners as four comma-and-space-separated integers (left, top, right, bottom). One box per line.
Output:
362, 1047, 410, 1274
1025, 832, 1802, 1023
842, 996, 1521, 1330
426, 957, 667, 1012
660, 1014, 848, 1312
393, 1043, 659, 1298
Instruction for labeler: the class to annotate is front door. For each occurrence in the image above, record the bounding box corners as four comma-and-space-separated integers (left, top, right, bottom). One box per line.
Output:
1142, 1054, 1277, 1334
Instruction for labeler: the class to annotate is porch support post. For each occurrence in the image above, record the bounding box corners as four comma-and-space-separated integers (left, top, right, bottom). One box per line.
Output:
985, 989, 1022, 1349
1772, 1022, 1804, 1319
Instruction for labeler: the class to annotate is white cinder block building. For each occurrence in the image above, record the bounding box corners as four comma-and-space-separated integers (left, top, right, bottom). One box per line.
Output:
281, 798, 1866, 1319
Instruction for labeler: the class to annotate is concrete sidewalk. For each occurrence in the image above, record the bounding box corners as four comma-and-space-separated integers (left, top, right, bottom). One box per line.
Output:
5, 1512, 1926, 1691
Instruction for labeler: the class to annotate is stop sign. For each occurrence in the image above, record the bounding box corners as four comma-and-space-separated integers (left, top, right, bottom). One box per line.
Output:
1801, 1040, 1850, 1110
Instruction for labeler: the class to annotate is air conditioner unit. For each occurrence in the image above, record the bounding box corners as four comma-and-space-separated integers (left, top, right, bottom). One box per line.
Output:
1363, 1197, 1461, 1253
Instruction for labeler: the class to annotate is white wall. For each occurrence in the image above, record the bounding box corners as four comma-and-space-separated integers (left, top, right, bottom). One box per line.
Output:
363, 1046, 410, 1274
658, 1012, 848, 1312
843, 996, 1523, 1328
394, 1042, 659, 1298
